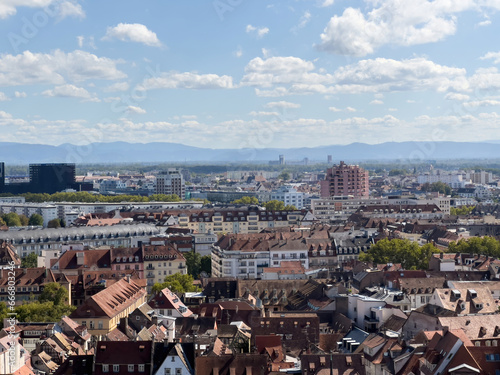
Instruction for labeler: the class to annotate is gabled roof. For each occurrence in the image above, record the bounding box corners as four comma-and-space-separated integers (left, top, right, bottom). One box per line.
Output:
70, 278, 146, 319
95, 341, 152, 365
149, 287, 192, 317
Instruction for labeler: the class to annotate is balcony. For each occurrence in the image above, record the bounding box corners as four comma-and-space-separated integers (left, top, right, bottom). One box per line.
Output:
364, 315, 379, 324
146, 273, 155, 278
146, 266, 155, 270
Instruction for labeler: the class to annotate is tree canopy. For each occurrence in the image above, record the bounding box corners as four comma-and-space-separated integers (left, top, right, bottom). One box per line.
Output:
231, 196, 259, 205
263, 200, 297, 211
420, 182, 451, 195
28, 213, 44, 226
184, 251, 211, 278
448, 236, 500, 258
21, 252, 38, 268
17, 191, 182, 203
359, 238, 439, 270
2, 212, 22, 227
47, 218, 61, 229
450, 206, 475, 216
12, 283, 75, 323
151, 273, 200, 295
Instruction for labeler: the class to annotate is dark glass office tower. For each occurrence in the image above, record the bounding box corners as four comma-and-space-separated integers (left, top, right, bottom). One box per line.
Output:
29, 163, 76, 194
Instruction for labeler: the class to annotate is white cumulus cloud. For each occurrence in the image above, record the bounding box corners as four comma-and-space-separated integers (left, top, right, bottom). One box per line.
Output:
264, 101, 301, 109
246, 24, 269, 38
0, 50, 126, 86
127, 105, 146, 114
103, 23, 162, 47
138, 72, 234, 90
42, 84, 96, 101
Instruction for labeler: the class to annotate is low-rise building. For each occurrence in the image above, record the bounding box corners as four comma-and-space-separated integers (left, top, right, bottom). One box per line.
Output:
69, 277, 147, 336
143, 244, 187, 293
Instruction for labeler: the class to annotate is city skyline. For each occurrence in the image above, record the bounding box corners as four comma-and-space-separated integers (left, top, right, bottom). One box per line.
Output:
0, 1, 500, 149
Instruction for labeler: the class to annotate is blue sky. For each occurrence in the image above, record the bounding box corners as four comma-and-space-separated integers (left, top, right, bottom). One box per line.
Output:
1, 0, 500, 149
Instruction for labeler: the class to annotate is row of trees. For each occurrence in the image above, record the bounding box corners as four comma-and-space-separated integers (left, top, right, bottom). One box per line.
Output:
420, 182, 452, 195
359, 238, 439, 270
0, 212, 44, 227
448, 236, 500, 258
14, 192, 182, 203
231, 197, 297, 211
450, 206, 475, 216
0, 283, 75, 328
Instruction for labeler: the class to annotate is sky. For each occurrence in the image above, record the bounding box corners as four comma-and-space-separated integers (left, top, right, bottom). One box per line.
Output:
1, 0, 500, 149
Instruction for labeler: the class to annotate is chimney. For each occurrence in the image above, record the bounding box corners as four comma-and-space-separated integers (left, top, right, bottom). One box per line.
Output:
442, 326, 449, 335
230, 367, 236, 375
246, 367, 253, 375
213, 368, 219, 375
440, 252, 444, 259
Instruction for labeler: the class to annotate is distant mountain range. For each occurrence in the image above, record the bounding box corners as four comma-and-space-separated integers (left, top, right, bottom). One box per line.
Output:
1, 141, 500, 164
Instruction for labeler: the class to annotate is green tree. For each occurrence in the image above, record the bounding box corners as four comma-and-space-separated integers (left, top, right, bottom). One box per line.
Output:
0, 217, 6, 226
21, 252, 38, 268
448, 236, 500, 258
47, 218, 61, 229
149, 194, 181, 202
38, 282, 69, 306
284, 204, 298, 211
359, 238, 439, 270
184, 251, 201, 278
450, 206, 475, 216
421, 182, 451, 195
264, 200, 286, 211
28, 214, 44, 226
0, 302, 8, 329
200, 255, 212, 276
15, 301, 75, 323
19, 214, 29, 226
278, 171, 291, 181
232, 196, 259, 205
2, 212, 22, 227
152, 273, 200, 295
388, 169, 407, 176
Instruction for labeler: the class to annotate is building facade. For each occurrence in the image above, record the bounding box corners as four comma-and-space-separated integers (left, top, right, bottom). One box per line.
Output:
320, 161, 369, 198
155, 169, 185, 198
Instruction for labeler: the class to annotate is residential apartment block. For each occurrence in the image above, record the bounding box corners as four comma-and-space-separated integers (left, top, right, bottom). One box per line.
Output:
311, 195, 451, 222
155, 168, 185, 198
143, 244, 187, 293
320, 161, 369, 198
177, 208, 309, 234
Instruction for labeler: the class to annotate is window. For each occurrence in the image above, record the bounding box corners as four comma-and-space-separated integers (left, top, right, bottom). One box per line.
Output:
113, 365, 120, 372
176, 369, 182, 375
128, 365, 134, 372
171, 356, 175, 362
103, 365, 109, 373
82, 321, 86, 327
98, 321, 103, 329
138, 364, 145, 372
165, 369, 171, 375
89, 321, 94, 329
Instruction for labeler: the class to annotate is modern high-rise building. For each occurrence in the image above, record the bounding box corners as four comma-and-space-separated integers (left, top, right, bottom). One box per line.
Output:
0, 162, 4, 190
29, 164, 76, 194
320, 161, 369, 198
155, 168, 185, 198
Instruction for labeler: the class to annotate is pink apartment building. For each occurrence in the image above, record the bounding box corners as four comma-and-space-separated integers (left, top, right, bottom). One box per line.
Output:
320, 161, 369, 198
